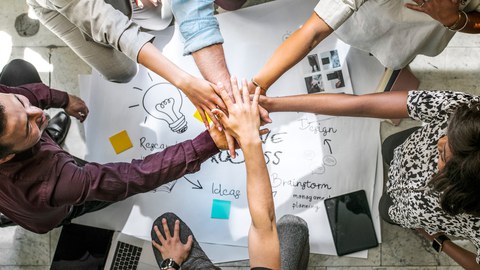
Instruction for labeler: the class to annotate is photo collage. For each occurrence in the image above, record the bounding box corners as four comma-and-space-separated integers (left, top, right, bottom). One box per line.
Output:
302, 49, 347, 94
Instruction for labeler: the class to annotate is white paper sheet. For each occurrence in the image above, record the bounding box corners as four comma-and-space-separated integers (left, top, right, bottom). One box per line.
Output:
75, 0, 386, 261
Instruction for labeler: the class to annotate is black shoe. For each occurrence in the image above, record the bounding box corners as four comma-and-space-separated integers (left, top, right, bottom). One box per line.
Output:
0, 213, 16, 227
46, 112, 71, 145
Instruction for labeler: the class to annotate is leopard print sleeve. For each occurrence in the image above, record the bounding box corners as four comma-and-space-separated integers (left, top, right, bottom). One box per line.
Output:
407, 90, 477, 124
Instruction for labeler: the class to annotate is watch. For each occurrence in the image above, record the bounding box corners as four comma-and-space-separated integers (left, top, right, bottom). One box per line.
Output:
432, 234, 450, 253
160, 258, 180, 270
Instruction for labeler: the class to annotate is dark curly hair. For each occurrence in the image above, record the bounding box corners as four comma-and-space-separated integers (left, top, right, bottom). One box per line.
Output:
429, 101, 480, 216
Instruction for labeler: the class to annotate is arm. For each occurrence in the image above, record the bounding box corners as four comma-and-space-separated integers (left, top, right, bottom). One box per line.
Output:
137, 42, 226, 129
212, 78, 280, 268
0, 83, 68, 109
170, 0, 232, 93
34, 0, 153, 62
51, 131, 220, 205
243, 131, 280, 268
0, 84, 89, 122
416, 229, 480, 269
192, 44, 232, 94
260, 90, 410, 119
253, 13, 333, 93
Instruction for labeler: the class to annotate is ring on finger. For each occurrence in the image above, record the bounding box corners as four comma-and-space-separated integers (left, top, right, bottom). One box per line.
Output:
419, 1, 425, 7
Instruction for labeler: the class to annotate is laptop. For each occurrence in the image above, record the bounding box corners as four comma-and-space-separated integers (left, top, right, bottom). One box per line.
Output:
104, 231, 158, 270
51, 224, 158, 270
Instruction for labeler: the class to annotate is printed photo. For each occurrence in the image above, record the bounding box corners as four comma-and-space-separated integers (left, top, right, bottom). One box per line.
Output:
326, 70, 345, 89
330, 50, 341, 69
320, 49, 341, 70
304, 54, 320, 73
304, 74, 324, 94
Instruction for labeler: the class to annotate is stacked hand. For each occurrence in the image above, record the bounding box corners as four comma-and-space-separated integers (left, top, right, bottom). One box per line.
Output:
212, 77, 266, 151
182, 76, 228, 131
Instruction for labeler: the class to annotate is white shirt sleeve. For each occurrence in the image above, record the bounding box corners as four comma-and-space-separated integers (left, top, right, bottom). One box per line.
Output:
313, 0, 368, 29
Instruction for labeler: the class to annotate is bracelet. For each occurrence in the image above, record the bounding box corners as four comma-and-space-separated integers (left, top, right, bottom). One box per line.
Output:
446, 10, 468, 31
458, 11, 469, 31
445, 11, 462, 30
251, 78, 267, 92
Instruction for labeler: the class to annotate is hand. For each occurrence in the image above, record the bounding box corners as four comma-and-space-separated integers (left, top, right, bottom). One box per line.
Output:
406, 0, 460, 27
247, 81, 272, 125
212, 77, 262, 147
208, 122, 238, 151
182, 76, 227, 131
64, 94, 89, 122
209, 122, 269, 152
152, 219, 192, 266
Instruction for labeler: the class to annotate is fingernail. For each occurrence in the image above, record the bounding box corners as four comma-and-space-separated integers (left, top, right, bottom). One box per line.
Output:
153, 0, 158, 6
218, 126, 223, 132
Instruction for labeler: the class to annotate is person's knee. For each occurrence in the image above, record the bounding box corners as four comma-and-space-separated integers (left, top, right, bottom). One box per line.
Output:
278, 214, 309, 236
378, 194, 398, 225
6, 59, 30, 67
153, 212, 179, 226
214, 0, 247, 10
103, 67, 137, 83
2, 59, 36, 74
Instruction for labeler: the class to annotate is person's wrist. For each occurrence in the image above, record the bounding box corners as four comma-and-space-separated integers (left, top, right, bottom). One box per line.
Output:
432, 234, 450, 253
239, 136, 262, 148
172, 256, 184, 266
251, 77, 267, 94
176, 73, 195, 93
159, 258, 181, 270
442, 11, 461, 28
259, 95, 271, 112
63, 94, 72, 109
445, 10, 468, 31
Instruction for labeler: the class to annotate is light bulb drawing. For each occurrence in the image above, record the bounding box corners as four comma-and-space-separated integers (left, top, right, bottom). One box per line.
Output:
142, 83, 188, 133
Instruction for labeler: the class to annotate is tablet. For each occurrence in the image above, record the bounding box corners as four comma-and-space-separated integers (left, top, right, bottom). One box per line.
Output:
324, 190, 378, 256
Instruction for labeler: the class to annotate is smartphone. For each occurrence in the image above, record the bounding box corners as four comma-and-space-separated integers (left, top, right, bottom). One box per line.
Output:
324, 190, 378, 256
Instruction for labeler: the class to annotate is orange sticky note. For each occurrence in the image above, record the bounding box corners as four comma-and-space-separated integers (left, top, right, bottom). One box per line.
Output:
109, 130, 133, 154
193, 110, 212, 123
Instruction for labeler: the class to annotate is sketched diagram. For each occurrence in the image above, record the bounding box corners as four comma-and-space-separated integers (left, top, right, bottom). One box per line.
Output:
141, 82, 188, 133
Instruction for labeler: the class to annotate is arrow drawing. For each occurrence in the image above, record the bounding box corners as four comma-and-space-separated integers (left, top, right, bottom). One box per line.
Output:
323, 139, 332, 154
183, 176, 203, 189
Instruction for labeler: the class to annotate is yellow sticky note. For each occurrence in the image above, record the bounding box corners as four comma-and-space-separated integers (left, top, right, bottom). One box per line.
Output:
193, 110, 212, 123
109, 130, 133, 154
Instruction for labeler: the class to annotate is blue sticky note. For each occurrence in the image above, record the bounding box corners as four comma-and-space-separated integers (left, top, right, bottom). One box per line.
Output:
211, 199, 231, 219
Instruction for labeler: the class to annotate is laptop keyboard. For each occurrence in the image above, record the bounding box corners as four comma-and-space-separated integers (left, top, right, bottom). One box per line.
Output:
110, 241, 143, 270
